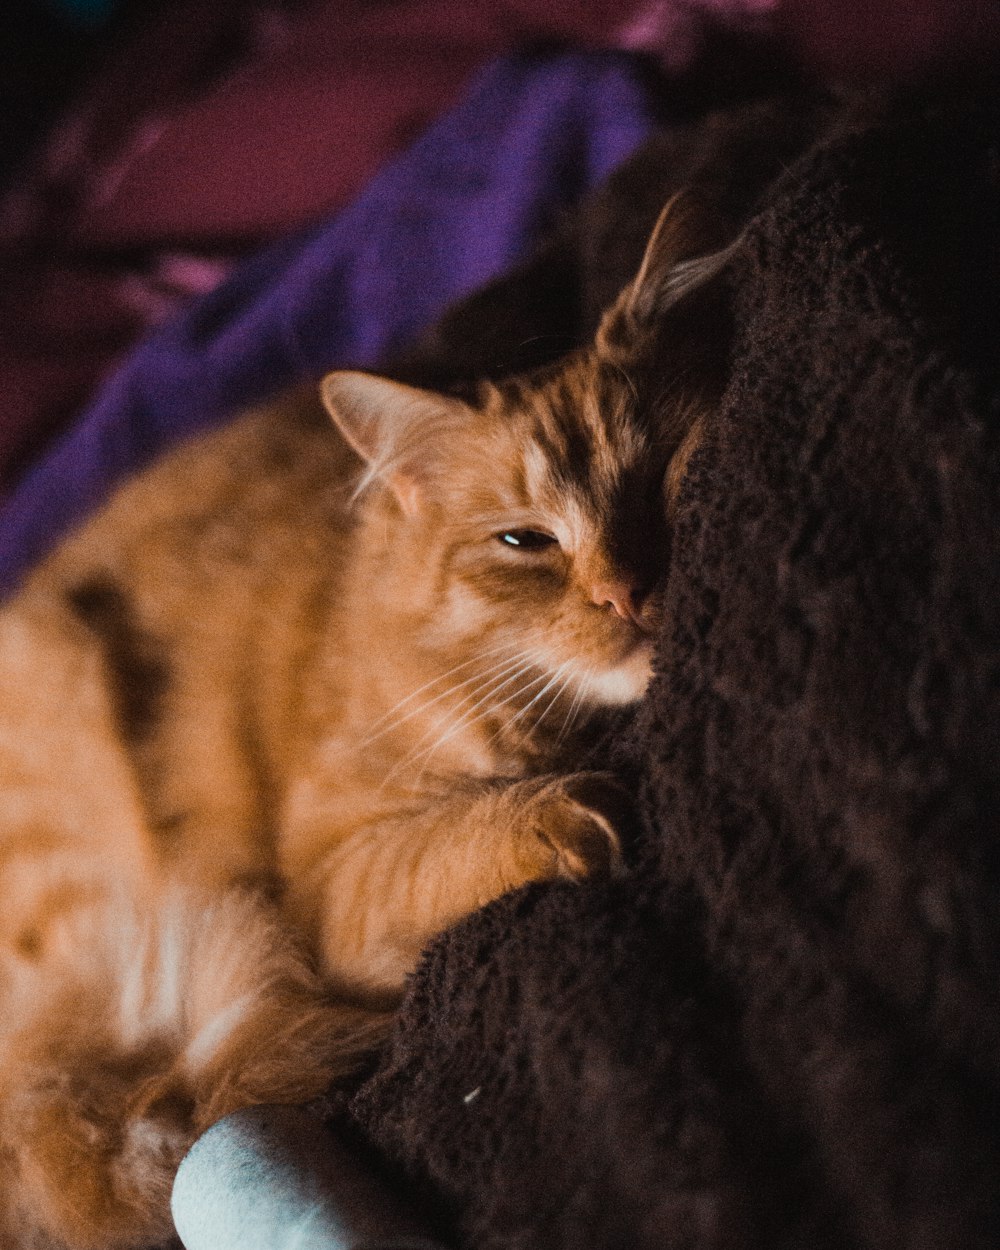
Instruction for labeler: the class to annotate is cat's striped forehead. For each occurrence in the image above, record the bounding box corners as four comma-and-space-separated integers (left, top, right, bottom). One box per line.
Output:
482, 352, 651, 513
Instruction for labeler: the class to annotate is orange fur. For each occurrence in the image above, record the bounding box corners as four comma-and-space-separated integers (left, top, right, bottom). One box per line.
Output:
0, 196, 726, 1248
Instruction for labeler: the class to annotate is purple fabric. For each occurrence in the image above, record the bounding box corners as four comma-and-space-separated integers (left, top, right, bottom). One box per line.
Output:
0, 50, 656, 597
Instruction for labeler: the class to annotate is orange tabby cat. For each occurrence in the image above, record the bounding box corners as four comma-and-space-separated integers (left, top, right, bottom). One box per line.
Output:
0, 195, 728, 1249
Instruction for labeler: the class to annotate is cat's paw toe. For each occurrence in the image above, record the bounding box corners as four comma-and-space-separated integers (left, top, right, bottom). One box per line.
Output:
532, 772, 630, 880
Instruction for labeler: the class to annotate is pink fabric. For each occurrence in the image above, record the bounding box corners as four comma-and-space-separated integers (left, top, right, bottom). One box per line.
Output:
35, 0, 656, 250
619, 0, 778, 70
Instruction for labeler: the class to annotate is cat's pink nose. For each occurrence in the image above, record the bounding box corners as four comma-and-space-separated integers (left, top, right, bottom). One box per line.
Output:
590, 580, 646, 627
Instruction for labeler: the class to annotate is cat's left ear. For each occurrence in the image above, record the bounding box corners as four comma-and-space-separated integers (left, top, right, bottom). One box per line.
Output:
321, 371, 471, 517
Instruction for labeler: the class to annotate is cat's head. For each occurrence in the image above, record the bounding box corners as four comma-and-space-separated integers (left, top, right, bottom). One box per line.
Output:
321, 194, 734, 715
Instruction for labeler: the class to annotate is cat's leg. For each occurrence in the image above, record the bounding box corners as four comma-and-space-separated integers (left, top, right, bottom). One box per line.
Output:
282, 771, 628, 999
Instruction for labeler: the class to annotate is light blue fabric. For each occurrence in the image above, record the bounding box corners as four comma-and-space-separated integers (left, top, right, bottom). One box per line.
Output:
172, 1105, 443, 1250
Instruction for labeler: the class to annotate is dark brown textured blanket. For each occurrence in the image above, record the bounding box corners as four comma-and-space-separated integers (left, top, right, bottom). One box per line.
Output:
343, 87, 1000, 1250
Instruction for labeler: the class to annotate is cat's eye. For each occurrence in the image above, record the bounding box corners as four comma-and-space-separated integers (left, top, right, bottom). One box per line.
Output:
496, 529, 558, 551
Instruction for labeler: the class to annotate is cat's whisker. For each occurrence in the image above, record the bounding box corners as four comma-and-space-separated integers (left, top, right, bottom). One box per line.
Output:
504, 664, 570, 735
360, 645, 523, 745
361, 642, 518, 733
384, 652, 533, 742
556, 668, 592, 745
407, 659, 535, 758
401, 663, 552, 787
530, 670, 574, 736
366, 639, 520, 729
408, 663, 542, 767
377, 657, 542, 789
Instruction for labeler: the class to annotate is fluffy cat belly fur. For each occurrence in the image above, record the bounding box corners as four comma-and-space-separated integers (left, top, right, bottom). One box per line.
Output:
0, 192, 728, 1249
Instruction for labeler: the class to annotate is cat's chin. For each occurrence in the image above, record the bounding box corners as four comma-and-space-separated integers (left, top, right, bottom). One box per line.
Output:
586, 641, 655, 707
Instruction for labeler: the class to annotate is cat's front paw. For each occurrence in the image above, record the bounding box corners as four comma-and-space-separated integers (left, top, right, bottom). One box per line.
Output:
523, 772, 630, 881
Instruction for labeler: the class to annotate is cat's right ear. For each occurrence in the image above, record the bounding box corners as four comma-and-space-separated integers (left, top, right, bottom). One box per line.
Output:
596, 190, 735, 361
321, 371, 470, 517
596, 191, 737, 410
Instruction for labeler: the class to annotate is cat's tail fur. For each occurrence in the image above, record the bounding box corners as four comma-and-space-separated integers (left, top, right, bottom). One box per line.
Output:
0, 884, 388, 1250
